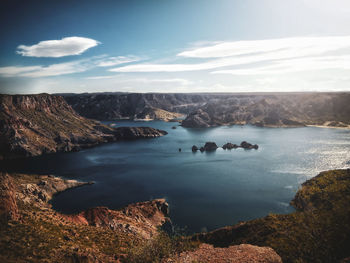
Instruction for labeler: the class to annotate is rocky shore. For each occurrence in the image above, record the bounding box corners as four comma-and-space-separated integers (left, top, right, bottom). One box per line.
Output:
1, 168, 349, 262
0, 172, 170, 262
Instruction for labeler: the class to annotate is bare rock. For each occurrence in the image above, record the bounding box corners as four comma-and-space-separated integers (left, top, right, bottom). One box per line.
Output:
222, 143, 238, 150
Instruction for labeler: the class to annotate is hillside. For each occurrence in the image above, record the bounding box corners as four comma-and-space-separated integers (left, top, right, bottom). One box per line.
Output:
61, 92, 350, 128
194, 169, 350, 263
1, 169, 349, 262
0, 172, 172, 262
182, 93, 350, 128
0, 94, 167, 159
62, 93, 210, 120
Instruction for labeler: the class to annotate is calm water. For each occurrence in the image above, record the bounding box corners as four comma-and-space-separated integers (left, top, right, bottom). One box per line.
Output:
2, 121, 350, 233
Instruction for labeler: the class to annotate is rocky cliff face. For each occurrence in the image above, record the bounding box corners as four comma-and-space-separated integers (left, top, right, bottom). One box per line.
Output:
67, 199, 169, 239
182, 93, 350, 128
0, 94, 167, 159
62, 92, 210, 120
62, 92, 350, 128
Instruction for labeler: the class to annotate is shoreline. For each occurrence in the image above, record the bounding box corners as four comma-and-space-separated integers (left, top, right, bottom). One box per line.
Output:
306, 124, 350, 130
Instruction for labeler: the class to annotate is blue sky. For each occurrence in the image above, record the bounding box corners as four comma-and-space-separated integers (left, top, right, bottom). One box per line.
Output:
1, 0, 350, 94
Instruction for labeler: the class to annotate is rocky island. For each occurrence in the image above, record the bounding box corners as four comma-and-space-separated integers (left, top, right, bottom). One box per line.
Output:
192, 141, 258, 152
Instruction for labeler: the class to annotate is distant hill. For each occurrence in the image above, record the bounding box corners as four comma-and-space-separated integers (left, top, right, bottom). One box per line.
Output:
62, 92, 350, 128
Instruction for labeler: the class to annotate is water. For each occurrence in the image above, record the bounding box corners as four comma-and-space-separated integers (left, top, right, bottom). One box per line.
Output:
2, 121, 350, 233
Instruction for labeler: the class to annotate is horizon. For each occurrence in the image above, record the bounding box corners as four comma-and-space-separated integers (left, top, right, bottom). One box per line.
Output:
2, 0, 350, 94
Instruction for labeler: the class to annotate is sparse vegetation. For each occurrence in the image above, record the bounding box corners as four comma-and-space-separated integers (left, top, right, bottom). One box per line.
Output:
195, 169, 350, 263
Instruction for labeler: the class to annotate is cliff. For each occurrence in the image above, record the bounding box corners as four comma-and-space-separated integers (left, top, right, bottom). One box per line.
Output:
182, 93, 350, 128
62, 92, 209, 120
0, 94, 167, 159
194, 169, 350, 263
61, 92, 350, 128
0, 172, 170, 262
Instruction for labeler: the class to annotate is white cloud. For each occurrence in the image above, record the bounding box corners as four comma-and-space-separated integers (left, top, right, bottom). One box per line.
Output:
111, 36, 350, 73
0, 66, 43, 77
212, 55, 350, 75
0, 55, 140, 78
16, 37, 100, 57
121, 78, 193, 85
97, 56, 141, 67
0, 58, 98, 78
85, 75, 114, 80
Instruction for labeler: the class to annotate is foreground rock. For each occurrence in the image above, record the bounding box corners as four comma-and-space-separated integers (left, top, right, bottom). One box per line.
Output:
165, 243, 282, 263
0, 173, 19, 221
0, 172, 170, 262
0, 94, 167, 159
66, 199, 169, 239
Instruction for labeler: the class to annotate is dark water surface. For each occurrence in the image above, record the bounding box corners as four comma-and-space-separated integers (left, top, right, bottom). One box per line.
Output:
2, 121, 350, 232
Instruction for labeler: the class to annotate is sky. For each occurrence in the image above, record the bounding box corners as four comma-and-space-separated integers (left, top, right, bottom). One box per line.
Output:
1, 0, 350, 94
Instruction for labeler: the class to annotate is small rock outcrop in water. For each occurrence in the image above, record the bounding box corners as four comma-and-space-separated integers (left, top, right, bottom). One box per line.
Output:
222, 143, 239, 150
192, 145, 198, 152
166, 243, 282, 263
240, 141, 259, 149
196, 142, 218, 152
0, 94, 167, 159
204, 142, 218, 151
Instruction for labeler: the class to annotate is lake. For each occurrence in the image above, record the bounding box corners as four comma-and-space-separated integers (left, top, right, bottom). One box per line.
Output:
2, 121, 350, 233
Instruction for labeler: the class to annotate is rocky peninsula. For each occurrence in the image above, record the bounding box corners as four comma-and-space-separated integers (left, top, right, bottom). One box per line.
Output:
0, 94, 167, 159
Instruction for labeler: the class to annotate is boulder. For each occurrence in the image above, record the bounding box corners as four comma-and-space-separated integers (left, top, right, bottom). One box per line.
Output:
192, 145, 198, 152
222, 143, 238, 150
203, 142, 218, 151
240, 141, 258, 149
